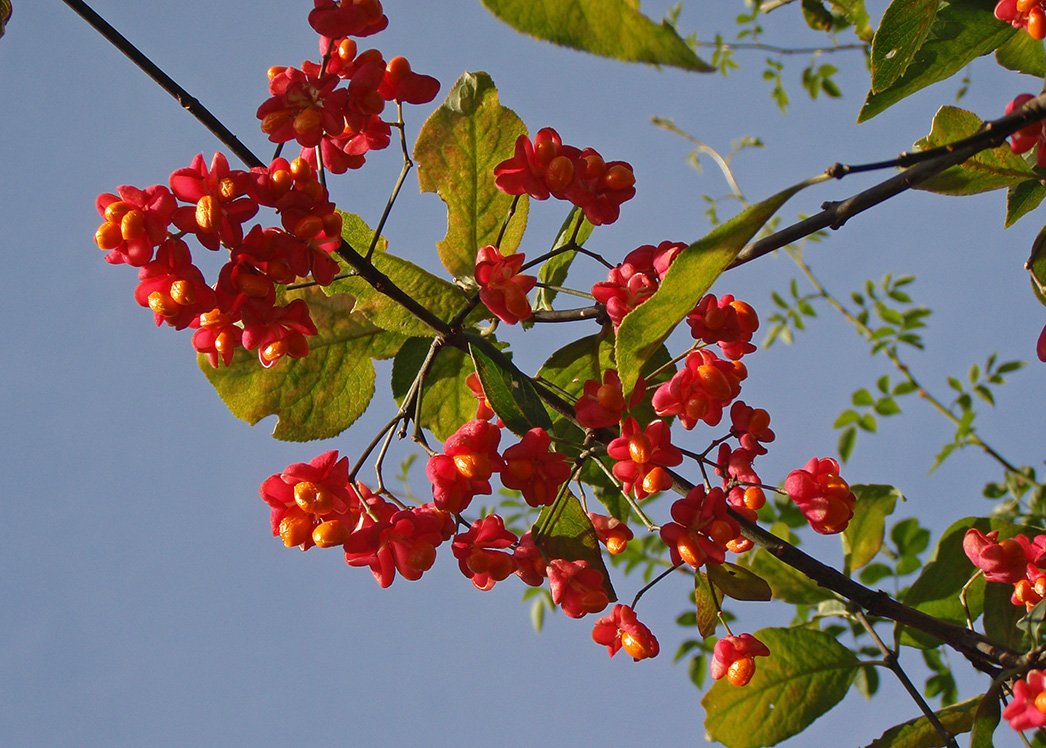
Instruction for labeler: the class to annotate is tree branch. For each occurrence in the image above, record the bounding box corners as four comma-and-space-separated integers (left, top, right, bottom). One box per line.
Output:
731, 93, 1046, 268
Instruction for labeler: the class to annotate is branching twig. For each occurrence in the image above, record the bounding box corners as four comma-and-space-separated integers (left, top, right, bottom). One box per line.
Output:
853, 608, 959, 748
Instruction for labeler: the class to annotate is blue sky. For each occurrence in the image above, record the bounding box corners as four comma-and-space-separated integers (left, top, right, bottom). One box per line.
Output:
2, 2, 1042, 746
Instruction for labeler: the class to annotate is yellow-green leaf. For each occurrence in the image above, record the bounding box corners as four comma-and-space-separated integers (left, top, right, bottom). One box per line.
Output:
695, 571, 720, 638
481, 0, 714, 72
616, 180, 812, 394
0, 0, 11, 40
707, 562, 773, 602
414, 71, 529, 278
842, 484, 901, 573
703, 627, 858, 748
201, 290, 405, 441
913, 106, 1036, 196
866, 695, 982, 747
1027, 224, 1046, 304
1007, 179, 1046, 228
738, 548, 836, 606
860, 1, 1016, 122
534, 207, 594, 311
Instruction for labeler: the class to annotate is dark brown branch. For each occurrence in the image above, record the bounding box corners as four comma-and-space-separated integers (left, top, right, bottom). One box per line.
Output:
731, 93, 1046, 268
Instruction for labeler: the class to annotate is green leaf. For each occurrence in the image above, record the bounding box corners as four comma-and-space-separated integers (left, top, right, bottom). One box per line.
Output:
866, 695, 982, 747
530, 594, 546, 633
326, 251, 477, 338
391, 339, 476, 441
0, 1, 11, 41
838, 426, 857, 463
843, 485, 902, 573
703, 627, 858, 748
1028, 224, 1046, 303
852, 388, 874, 406
870, 0, 938, 93
480, 0, 715, 72
707, 562, 773, 601
201, 290, 405, 441
534, 207, 594, 311
859, 1, 1017, 122
537, 332, 614, 406
996, 27, 1046, 78
615, 180, 812, 393
414, 71, 529, 278
532, 492, 616, 601
340, 210, 387, 255
739, 549, 836, 605
695, 572, 721, 639
469, 336, 553, 435
969, 692, 1001, 748
983, 579, 1027, 651
912, 107, 1036, 196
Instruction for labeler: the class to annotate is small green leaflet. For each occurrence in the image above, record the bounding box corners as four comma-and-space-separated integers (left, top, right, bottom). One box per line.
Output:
866, 695, 983, 747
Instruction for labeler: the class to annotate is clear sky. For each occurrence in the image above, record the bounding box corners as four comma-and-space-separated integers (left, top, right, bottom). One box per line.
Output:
2, 2, 1042, 746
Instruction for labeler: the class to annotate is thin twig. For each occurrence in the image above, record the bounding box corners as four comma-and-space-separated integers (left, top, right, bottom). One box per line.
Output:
853, 608, 958, 748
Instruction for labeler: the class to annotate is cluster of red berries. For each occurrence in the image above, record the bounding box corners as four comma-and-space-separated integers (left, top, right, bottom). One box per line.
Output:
996, 0, 1046, 40
93, 1, 443, 369
259, 0, 439, 173
963, 527, 1046, 609
95, 154, 345, 368
493, 127, 637, 226
1005, 93, 1046, 167
474, 245, 538, 325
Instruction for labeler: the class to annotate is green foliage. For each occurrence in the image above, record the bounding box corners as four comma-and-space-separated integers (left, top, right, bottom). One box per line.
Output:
996, 27, 1046, 78
859, 1, 1016, 122
480, 0, 715, 72
707, 562, 773, 602
469, 336, 553, 436
1028, 225, 1046, 302
843, 484, 902, 573
201, 290, 405, 441
414, 72, 529, 278
870, 0, 938, 93
694, 571, 721, 638
616, 180, 812, 394
740, 547, 836, 606
0, 0, 10, 41
851, 274, 929, 353
702, 627, 859, 748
